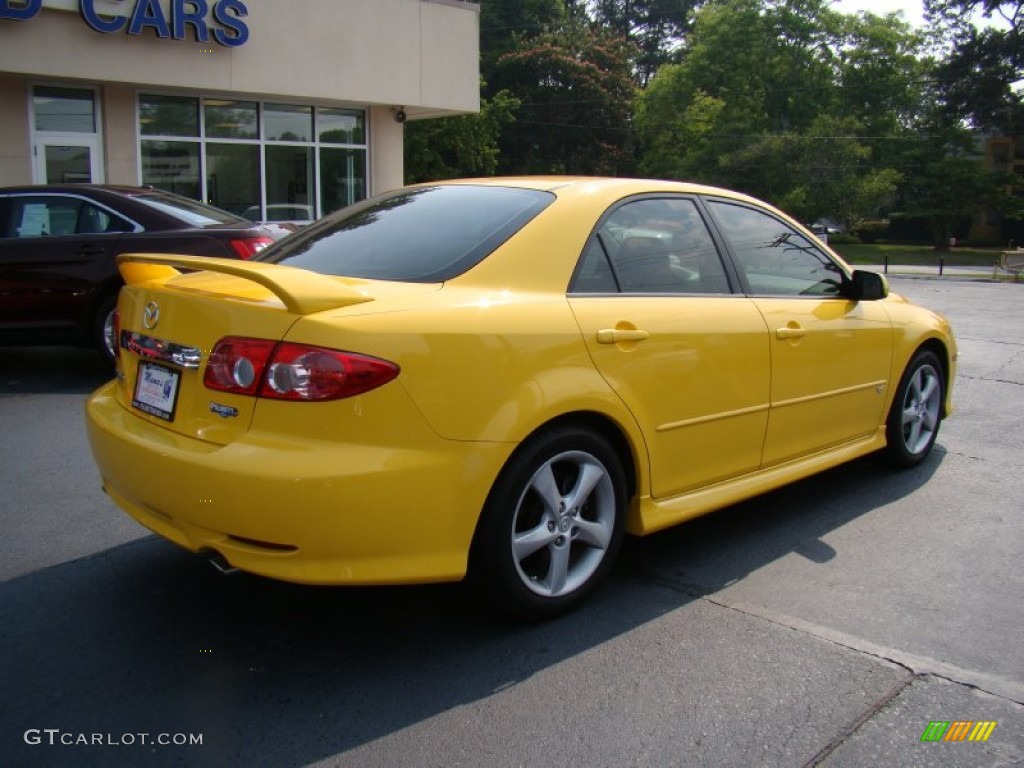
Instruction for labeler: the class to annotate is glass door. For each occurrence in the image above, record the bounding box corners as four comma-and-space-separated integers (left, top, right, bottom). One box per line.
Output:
31, 85, 103, 184
34, 138, 102, 184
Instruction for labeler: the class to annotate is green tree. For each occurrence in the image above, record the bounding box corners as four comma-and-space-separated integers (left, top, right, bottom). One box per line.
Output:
896, 126, 1023, 247
926, 0, 1023, 130
481, 0, 567, 85
404, 89, 521, 183
775, 115, 903, 230
491, 22, 637, 175
588, 0, 702, 84
636, 0, 920, 226
636, 0, 840, 193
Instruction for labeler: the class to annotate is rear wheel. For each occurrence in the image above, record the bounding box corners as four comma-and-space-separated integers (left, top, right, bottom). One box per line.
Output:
469, 425, 627, 619
92, 295, 117, 364
884, 349, 945, 467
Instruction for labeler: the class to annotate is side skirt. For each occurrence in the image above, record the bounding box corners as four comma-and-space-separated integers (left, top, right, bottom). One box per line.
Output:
627, 428, 888, 536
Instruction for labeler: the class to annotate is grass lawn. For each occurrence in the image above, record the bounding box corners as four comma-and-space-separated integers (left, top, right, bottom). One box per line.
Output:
831, 242, 1007, 269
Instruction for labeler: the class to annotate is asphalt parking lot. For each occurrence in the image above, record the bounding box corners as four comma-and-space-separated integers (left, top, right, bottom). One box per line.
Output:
1, 276, 1022, 767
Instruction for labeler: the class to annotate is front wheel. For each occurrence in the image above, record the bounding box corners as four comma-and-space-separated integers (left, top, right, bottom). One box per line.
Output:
883, 349, 945, 468
468, 425, 627, 619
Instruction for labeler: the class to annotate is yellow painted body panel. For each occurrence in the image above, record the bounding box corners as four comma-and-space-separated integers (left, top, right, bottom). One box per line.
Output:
86, 177, 957, 586
87, 379, 511, 584
569, 295, 770, 498
753, 296, 893, 466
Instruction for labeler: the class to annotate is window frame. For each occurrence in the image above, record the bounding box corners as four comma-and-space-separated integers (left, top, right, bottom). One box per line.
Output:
702, 197, 851, 299
569, 193, 737, 296
135, 92, 370, 220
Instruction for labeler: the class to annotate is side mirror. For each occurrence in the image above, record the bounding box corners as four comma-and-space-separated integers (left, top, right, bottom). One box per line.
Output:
845, 269, 888, 301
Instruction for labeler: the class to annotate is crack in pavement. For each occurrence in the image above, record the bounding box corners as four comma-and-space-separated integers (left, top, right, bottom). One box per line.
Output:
631, 570, 1024, 706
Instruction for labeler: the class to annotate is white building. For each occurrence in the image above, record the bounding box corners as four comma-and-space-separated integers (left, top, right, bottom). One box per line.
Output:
0, 0, 480, 220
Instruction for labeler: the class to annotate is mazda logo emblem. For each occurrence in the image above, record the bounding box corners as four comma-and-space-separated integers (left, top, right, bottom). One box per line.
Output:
142, 301, 160, 330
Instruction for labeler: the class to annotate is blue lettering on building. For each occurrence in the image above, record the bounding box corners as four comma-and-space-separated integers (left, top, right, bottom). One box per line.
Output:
173, 0, 209, 43
0, 0, 42, 21
211, 0, 246, 47
1, 0, 249, 47
79, 0, 126, 33
127, 0, 171, 38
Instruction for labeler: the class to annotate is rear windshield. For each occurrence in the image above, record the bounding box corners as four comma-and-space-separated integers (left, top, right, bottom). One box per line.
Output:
132, 192, 248, 227
256, 185, 554, 282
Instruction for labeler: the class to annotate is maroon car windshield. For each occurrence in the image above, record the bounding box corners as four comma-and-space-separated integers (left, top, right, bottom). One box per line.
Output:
131, 192, 248, 227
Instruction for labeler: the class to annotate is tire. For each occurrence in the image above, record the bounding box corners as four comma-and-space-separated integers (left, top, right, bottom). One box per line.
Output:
468, 425, 627, 619
93, 295, 118, 364
883, 349, 945, 468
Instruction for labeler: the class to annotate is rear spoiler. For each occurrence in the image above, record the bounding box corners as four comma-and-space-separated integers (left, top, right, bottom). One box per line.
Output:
117, 253, 373, 316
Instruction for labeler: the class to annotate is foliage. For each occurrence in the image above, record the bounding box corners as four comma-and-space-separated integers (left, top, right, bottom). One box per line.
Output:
635, 0, 914, 224
452, 0, 1020, 243
925, 0, 1023, 131
404, 89, 520, 183
586, 0, 702, 84
480, 0, 567, 85
893, 126, 1024, 247
490, 22, 637, 175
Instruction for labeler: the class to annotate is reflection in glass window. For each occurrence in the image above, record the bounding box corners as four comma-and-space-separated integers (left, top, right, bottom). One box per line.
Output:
265, 104, 312, 142
320, 147, 366, 214
206, 143, 259, 216
319, 108, 365, 145
709, 201, 844, 296
137, 96, 367, 218
141, 141, 201, 200
205, 99, 258, 140
134, 192, 244, 226
265, 146, 314, 221
139, 94, 199, 137
43, 145, 91, 184
33, 86, 95, 133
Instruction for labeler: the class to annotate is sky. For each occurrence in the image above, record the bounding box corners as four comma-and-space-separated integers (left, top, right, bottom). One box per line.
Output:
834, 0, 1013, 29
836, 0, 928, 27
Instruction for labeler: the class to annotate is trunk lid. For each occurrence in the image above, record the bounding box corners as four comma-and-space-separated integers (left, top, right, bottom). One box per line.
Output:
113, 253, 414, 444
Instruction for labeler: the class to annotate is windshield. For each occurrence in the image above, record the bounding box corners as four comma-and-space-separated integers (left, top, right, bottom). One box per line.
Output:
133, 192, 248, 227
256, 185, 554, 282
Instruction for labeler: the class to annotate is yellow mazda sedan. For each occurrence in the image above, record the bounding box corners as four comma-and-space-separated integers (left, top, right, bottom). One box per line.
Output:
86, 177, 956, 617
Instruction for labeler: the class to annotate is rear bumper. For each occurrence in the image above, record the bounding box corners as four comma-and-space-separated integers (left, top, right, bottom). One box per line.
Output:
85, 380, 511, 585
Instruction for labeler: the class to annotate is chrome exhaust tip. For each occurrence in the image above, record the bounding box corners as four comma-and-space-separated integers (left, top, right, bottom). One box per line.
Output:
207, 552, 240, 575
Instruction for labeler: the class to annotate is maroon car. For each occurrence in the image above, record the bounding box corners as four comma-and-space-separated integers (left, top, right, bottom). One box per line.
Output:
0, 185, 278, 361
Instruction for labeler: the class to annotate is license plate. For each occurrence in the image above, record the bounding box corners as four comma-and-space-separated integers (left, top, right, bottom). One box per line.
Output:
132, 361, 181, 422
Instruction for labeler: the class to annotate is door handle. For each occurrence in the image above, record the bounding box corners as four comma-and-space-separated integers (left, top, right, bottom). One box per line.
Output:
775, 326, 807, 339
596, 328, 650, 344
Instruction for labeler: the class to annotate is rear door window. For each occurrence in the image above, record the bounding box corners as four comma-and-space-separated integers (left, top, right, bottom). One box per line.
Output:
572, 197, 732, 294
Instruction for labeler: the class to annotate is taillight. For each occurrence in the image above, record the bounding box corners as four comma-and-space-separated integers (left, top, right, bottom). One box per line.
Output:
203, 337, 399, 401
229, 236, 274, 259
204, 337, 276, 396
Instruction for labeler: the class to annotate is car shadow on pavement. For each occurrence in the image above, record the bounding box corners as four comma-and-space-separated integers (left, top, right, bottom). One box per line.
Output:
0, 447, 942, 767
616, 450, 943, 596
0, 346, 114, 396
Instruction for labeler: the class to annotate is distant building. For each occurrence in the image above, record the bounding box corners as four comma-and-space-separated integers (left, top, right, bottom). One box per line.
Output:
0, 0, 480, 221
971, 133, 1024, 245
